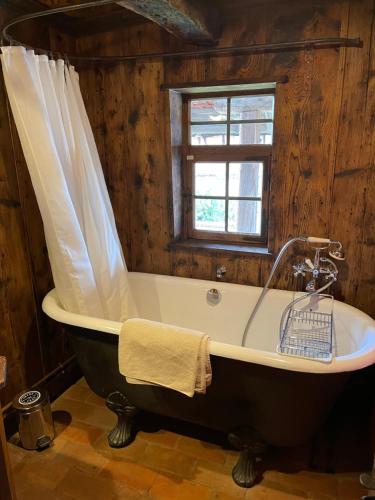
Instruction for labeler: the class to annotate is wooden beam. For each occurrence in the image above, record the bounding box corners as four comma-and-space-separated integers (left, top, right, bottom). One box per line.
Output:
116, 0, 220, 45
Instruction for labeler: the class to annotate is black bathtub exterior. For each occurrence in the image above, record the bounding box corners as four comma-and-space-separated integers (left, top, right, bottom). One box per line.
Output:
67, 325, 349, 447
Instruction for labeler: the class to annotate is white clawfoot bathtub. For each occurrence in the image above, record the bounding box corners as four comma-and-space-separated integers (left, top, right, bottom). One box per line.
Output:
43, 272, 375, 374
42, 271, 375, 487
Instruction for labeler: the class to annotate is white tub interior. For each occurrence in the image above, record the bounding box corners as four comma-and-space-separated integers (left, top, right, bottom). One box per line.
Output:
43, 272, 375, 375
128, 273, 367, 356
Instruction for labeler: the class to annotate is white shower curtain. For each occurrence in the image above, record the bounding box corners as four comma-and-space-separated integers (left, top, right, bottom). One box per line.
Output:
1, 46, 136, 321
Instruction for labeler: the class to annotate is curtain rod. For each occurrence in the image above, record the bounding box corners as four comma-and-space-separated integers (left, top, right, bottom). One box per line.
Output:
1, 0, 363, 63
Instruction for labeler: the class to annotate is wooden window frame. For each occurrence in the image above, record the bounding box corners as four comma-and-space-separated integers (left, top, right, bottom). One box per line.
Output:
182, 89, 273, 246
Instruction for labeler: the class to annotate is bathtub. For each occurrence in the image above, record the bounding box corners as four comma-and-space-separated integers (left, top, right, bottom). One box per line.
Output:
42, 272, 375, 487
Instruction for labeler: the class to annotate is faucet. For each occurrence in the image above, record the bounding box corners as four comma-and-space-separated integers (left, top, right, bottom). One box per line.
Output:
216, 265, 227, 279
293, 246, 339, 292
242, 235, 345, 347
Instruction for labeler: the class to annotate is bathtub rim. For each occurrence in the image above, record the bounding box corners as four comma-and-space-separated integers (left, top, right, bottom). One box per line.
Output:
42, 273, 375, 375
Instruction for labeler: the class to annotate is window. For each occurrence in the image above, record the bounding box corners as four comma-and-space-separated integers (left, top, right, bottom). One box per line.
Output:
182, 90, 274, 245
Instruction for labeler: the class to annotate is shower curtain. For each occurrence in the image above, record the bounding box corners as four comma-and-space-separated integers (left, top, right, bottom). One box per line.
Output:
1, 46, 135, 321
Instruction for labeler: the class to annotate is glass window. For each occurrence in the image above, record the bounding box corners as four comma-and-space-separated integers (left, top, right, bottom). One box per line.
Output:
194, 198, 226, 232
229, 162, 263, 198
189, 94, 274, 145
194, 163, 226, 196
230, 95, 274, 120
184, 88, 274, 243
190, 98, 227, 122
229, 122, 273, 145
192, 161, 265, 235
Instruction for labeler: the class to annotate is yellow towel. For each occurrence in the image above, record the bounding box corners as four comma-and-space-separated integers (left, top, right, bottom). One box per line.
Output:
118, 318, 212, 397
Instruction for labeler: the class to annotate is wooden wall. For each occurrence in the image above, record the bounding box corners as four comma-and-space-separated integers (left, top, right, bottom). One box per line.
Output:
0, 6, 75, 406
73, 0, 375, 317
0, 0, 374, 405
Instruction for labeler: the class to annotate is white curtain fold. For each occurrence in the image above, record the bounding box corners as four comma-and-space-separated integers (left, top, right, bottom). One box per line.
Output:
1, 46, 136, 321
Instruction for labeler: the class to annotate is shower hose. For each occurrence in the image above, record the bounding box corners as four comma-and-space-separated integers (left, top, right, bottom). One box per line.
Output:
241, 236, 336, 347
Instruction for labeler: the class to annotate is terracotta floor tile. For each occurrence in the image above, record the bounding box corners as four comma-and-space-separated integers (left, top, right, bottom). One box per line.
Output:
8, 442, 29, 467
176, 435, 226, 464
14, 454, 70, 490
193, 460, 246, 498
138, 429, 180, 448
212, 493, 247, 500
52, 397, 116, 429
262, 470, 336, 498
94, 432, 148, 462
245, 484, 307, 499
84, 390, 106, 406
336, 476, 368, 499
142, 442, 197, 478
100, 458, 158, 491
54, 454, 148, 499
11, 439, 64, 464
8, 379, 367, 500
62, 382, 91, 401
257, 476, 309, 499
149, 473, 212, 500
15, 479, 75, 500
57, 419, 105, 445
56, 468, 120, 500
55, 439, 110, 475
111, 481, 151, 499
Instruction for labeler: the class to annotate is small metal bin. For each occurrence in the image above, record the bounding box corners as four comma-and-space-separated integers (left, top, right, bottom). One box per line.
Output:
13, 389, 55, 450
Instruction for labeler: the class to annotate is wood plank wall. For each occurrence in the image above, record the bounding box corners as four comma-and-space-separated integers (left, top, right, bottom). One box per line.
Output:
0, 0, 374, 404
72, 0, 375, 317
0, 6, 75, 405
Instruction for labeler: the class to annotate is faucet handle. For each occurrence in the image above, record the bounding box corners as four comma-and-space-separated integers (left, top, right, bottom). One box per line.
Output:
305, 258, 314, 270
292, 263, 306, 277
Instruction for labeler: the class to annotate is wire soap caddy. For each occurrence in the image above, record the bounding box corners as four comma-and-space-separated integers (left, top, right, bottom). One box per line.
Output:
277, 294, 334, 362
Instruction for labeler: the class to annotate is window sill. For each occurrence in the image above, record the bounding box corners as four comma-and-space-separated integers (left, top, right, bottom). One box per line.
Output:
169, 239, 272, 256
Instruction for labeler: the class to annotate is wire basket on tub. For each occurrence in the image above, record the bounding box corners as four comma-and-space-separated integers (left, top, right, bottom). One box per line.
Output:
277, 294, 334, 362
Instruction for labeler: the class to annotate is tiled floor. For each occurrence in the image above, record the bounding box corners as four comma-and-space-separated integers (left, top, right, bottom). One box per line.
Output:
7, 378, 370, 499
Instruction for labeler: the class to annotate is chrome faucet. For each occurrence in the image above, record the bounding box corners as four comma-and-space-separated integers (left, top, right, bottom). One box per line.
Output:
216, 265, 227, 279
293, 246, 340, 292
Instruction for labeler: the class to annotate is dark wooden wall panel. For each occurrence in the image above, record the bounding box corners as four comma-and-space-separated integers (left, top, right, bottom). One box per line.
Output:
0, 0, 374, 407
74, 0, 375, 316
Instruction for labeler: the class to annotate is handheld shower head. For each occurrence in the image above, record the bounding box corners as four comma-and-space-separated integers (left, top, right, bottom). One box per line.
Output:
329, 248, 345, 261
328, 242, 345, 261
305, 237, 345, 260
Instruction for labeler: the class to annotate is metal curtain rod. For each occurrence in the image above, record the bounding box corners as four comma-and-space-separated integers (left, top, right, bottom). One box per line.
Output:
1, 0, 363, 63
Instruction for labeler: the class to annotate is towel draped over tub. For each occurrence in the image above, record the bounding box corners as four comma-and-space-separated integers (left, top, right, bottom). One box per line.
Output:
118, 318, 212, 397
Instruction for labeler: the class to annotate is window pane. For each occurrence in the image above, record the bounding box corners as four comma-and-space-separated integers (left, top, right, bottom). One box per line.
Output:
194, 198, 225, 232
230, 122, 273, 145
230, 95, 274, 120
194, 163, 226, 196
228, 200, 262, 234
191, 124, 227, 145
190, 98, 227, 122
229, 162, 263, 198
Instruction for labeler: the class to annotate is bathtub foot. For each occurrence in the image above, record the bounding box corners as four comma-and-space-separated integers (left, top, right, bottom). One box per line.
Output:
228, 427, 267, 488
106, 392, 139, 448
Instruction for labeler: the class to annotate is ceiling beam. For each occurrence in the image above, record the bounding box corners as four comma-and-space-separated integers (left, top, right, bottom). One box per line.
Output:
116, 0, 221, 45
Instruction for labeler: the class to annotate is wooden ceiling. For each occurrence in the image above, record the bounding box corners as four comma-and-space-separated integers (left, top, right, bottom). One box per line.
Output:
3, 0, 148, 37
3, 0, 323, 40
